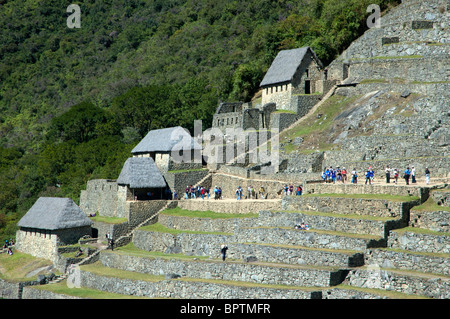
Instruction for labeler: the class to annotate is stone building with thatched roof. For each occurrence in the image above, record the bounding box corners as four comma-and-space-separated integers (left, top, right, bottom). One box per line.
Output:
15, 197, 92, 261
117, 156, 168, 200
131, 126, 203, 173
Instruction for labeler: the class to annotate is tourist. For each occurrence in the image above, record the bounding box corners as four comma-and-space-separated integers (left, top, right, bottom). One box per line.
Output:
351, 168, 357, 184
385, 165, 391, 183
425, 167, 430, 184
411, 166, 416, 183
404, 167, 411, 185
185, 186, 190, 199
331, 168, 336, 184
191, 185, 196, 199
218, 187, 222, 199
296, 185, 302, 196
365, 168, 373, 185
336, 168, 342, 183
236, 186, 241, 200
342, 167, 347, 183
393, 168, 399, 184
259, 186, 266, 199
214, 186, 219, 200
173, 189, 178, 200
220, 245, 228, 261
201, 187, 206, 200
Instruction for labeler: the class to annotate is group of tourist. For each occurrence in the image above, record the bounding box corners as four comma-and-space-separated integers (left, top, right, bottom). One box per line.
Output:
184, 185, 215, 200
322, 165, 431, 185
283, 184, 303, 196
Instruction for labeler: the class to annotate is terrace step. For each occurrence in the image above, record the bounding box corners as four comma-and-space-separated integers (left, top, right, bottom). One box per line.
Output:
98, 249, 350, 288
79, 263, 323, 299
234, 227, 384, 251
257, 210, 401, 238
281, 194, 420, 218
132, 227, 363, 268
344, 266, 450, 299
365, 248, 450, 276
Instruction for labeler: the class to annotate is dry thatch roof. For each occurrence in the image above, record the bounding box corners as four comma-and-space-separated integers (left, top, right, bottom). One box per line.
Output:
117, 157, 167, 189
18, 197, 92, 230
131, 126, 202, 154
259, 46, 323, 87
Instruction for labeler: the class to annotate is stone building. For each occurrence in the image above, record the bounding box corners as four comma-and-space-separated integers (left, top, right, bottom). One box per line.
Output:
16, 197, 92, 262
131, 126, 203, 173
117, 156, 168, 200
212, 46, 336, 133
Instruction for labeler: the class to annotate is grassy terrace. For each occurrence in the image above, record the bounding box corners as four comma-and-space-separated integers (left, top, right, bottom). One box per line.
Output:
160, 207, 258, 219
411, 196, 450, 212
301, 193, 420, 202
277, 210, 396, 221
391, 226, 450, 238
0, 251, 56, 282
139, 222, 233, 236
243, 226, 383, 241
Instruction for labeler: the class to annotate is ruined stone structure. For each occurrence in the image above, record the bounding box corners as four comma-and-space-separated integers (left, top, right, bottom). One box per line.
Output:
5, 0, 450, 301
213, 46, 337, 133
15, 197, 92, 263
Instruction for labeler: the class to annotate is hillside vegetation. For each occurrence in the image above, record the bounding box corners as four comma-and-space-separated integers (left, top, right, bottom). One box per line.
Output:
0, 0, 400, 241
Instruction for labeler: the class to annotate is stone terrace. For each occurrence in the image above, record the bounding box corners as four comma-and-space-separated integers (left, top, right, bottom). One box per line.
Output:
66, 183, 449, 299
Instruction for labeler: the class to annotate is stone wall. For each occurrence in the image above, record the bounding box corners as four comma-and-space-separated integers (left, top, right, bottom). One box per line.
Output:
163, 169, 210, 196
387, 229, 450, 254
305, 183, 428, 201
133, 229, 363, 268
79, 269, 317, 299
80, 179, 119, 217
409, 209, 450, 232
343, 266, 450, 299
211, 173, 288, 199
176, 198, 281, 214
15, 229, 59, 263
269, 112, 299, 132
365, 248, 449, 276
99, 252, 347, 287
281, 195, 418, 219
127, 200, 170, 228
257, 210, 395, 238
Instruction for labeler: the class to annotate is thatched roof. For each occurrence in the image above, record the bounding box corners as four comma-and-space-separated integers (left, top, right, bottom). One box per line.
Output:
131, 126, 202, 154
259, 47, 323, 87
18, 197, 92, 230
117, 157, 167, 189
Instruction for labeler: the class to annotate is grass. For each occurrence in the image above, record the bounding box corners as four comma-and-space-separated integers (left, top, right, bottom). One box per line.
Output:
412, 196, 450, 212
110, 243, 210, 261
161, 207, 258, 219
279, 94, 362, 154
89, 215, 127, 224
33, 280, 150, 299
139, 222, 232, 235
0, 251, 55, 282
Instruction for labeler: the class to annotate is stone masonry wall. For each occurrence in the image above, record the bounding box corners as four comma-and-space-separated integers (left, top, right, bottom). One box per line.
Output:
99, 252, 344, 287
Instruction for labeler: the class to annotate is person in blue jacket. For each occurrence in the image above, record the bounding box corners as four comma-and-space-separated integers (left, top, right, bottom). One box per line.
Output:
404, 167, 411, 185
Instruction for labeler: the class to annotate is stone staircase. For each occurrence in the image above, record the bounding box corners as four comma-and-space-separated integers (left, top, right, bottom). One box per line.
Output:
70, 183, 449, 299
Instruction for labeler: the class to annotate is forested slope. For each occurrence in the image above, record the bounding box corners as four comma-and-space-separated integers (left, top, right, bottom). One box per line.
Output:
0, 0, 399, 241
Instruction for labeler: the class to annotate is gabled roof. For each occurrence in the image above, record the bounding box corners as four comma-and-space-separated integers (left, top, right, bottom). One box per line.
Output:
259, 46, 323, 87
117, 157, 167, 189
18, 197, 92, 230
131, 126, 202, 154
